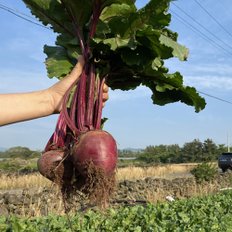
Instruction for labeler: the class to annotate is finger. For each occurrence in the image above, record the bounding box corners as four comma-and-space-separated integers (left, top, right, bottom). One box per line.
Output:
103, 83, 109, 93
103, 92, 109, 102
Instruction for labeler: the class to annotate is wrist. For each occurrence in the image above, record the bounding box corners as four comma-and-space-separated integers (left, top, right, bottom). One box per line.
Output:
46, 87, 63, 114
44, 88, 59, 114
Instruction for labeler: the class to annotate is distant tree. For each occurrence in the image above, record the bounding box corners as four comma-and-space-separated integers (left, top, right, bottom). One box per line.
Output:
138, 145, 163, 163
137, 153, 160, 163
1, 146, 40, 159
5, 147, 31, 158
140, 144, 181, 163
166, 144, 181, 163
144, 146, 157, 154
125, 139, 230, 164
181, 139, 203, 162
202, 139, 218, 161
217, 144, 229, 155
118, 149, 142, 158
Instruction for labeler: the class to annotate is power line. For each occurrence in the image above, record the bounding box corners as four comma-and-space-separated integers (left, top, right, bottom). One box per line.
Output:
1, 2, 232, 107
198, 91, 232, 105
0, 3, 36, 20
172, 2, 232, 53
169, 9, 232, 106
193, 0, 232, 40
0, 4, 51, 31
170, 10, 232, 57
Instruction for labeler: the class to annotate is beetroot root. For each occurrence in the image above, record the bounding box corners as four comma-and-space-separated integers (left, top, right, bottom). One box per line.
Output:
71, 130, 117, 176
37, 150, 73, 185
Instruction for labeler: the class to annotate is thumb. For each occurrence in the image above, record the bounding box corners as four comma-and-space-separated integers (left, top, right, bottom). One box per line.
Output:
68, 55, 85, 80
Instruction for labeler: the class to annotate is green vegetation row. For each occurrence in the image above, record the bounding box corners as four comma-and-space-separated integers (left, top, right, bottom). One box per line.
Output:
1, 190, 232, 231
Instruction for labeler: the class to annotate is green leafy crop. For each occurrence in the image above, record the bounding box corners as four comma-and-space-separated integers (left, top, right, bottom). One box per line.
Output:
2, 190, 232, 231
22, 0, 206, 112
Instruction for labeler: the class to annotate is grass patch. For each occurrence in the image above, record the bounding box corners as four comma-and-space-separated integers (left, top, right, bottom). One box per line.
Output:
0, 164, 196, 190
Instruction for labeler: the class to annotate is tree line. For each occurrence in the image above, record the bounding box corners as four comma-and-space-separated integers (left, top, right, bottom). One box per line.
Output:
119, 138, 228, 163
0, 146, 41, 159
0, 138, 229, 164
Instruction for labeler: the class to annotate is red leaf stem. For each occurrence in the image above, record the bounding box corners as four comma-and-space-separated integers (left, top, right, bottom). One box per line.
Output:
85, 64, 95, 130
95, 78, 105, 129
44, 112, 67, 151
77, 71, 87, 132
89, 3, 101, 38
62, 80, 80, 136
70, 86, 78, 124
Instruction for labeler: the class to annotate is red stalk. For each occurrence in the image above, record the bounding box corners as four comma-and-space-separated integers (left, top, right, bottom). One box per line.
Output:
62, 81, 80, 136
44, 112, 67, 151
95, 78, 105, 129
77, 71, 87, 132
85, 64, 95, 130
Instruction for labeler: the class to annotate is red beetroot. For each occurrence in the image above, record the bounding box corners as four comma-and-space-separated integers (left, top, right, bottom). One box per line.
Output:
71, 130, 117, 176
37, 150, 73, 183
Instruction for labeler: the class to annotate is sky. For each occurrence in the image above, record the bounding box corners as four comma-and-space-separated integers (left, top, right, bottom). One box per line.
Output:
1, 0, 232, 150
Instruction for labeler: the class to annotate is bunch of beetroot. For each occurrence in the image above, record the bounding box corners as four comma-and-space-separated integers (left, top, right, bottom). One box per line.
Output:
37, 1, 118, 202
38, 61, 117, 203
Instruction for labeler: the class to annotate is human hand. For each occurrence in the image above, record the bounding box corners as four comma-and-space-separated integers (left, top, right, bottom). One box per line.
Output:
102, 84, 109, 107
48, 56, 84, 113
48, 56, 109, 113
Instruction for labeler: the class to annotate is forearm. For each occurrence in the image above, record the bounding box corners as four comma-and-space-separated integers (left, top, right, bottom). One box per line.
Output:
0, 90, 54, 126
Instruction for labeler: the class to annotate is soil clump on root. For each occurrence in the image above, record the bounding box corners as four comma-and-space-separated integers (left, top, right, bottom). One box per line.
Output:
60, 160, 116, 209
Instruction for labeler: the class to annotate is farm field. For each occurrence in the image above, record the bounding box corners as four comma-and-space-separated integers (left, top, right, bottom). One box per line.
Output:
0, 163, 197, 190
1, 190, 232, 231
1, 163, 232, 218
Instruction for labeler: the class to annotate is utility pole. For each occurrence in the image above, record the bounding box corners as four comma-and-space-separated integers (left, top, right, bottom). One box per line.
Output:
227, 132, 230, 152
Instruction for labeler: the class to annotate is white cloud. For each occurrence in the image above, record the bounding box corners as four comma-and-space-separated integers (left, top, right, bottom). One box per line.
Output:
191, 64, 232, 76
184, 75, 232, 90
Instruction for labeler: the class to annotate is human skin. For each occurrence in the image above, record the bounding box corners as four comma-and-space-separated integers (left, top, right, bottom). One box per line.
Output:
0, 57, 109, 126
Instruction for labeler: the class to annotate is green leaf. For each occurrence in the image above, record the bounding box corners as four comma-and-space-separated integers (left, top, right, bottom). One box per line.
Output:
101, 0, 135, 9
100, 3, 136, 22
148, 82, 206, 113
107, 70, 141, 91
152, 58, 163, 70
22, 0, 73, 35
93, 36, 132, 51
140, 70, 206, 112
159, 34, 189, 61
99, 3, 137, 37
136, 27, 174, 59
60, 0, 92, 28
44, 45, 74, 79
101, 117, 108, 129
121, 46, 152, 66
137, 0, 171, 29
56, 34, 81, 59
